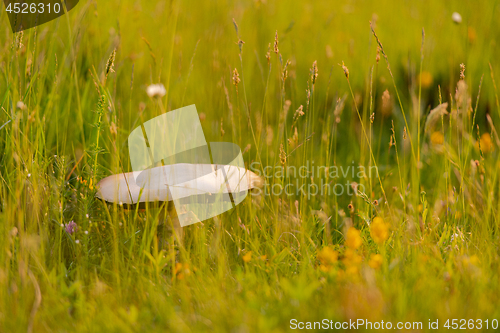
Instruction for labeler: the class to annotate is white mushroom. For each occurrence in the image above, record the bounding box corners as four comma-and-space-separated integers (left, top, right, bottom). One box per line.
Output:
452, 12, 462, 24
96, 163, 263, 231
96, 163, 263, 205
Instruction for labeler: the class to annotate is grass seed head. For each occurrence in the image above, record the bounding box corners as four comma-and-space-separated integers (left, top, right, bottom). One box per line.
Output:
311, 60, 318, 85
237, 39, 245, 53
283, 100, 291, 117
339, 61, 349, 79
460, 63, 466, 80
109, 122, 117, 136
455, 80, 468, 108
106, 48, 116, 76
424, 103, 448, 134
232, 18, 239, 35
16, 101, 26, 110
347, 203, 354, 214
282, 60, 291, 81
232, 68, 241, 88
16, 31, 24, 50
325, 45, 333, 59
293, 105, 304, 121
306, 86, 311, 110
381, 89, 392, 116
279, 143, 286, 166
266, 43, 271, 65
273, 31, 279, 54
288, 127, 298, 148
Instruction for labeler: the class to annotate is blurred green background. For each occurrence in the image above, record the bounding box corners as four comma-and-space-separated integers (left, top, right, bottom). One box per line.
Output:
1, 0, 500, 332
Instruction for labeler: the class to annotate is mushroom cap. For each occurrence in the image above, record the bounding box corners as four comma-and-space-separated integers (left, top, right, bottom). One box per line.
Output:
96, 163, 263, 205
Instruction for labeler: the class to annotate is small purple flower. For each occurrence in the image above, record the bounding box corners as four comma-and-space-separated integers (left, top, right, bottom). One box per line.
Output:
65, 221, 78, 235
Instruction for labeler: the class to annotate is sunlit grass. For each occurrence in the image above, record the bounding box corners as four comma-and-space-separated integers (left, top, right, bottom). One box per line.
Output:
1, 0, 500, 331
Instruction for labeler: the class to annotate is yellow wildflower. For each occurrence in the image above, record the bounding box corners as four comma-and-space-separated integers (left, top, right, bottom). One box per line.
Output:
317, 247, 338, 272
368, 254, 383, 269
476, 133, 494, 153
345, 227, 362, 249
343, 248, 362, 267
462, 255, 480, 268
430, 132, 444, 145
345, 265, 358, 277
418, 254, 429, 264
370, 217, 389, 245
242, 251, 252, 263
418, 71, 433, 89
174, 262, 183, 275
468, 27, 476, 44
173, 263, 191, 280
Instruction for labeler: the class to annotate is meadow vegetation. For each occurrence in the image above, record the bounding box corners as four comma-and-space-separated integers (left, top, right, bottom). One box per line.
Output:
1, 0, 500, 331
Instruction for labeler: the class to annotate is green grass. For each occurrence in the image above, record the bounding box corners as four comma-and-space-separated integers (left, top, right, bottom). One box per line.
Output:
1, 0, 500, 331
